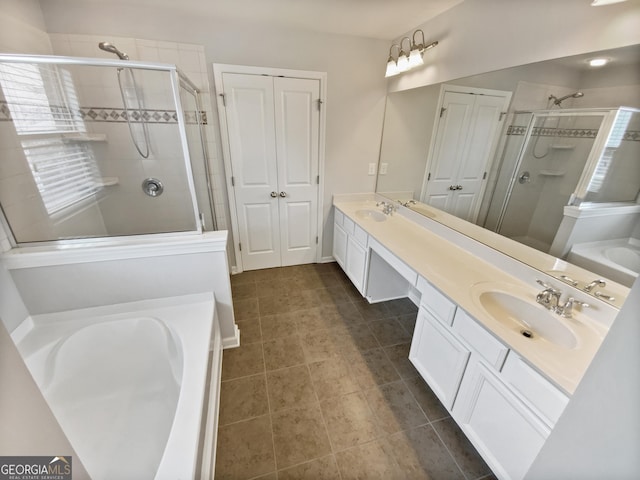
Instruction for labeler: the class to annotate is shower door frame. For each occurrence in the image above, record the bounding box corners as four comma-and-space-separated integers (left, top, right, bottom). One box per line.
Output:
0, 54, 204, 248
494, 108, 614, 234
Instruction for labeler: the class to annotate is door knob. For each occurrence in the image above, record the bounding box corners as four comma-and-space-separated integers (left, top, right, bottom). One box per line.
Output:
279, 191, 287, 197
448, 185, 456, 191
270, 191, 278, 198
456, 185, 463, 190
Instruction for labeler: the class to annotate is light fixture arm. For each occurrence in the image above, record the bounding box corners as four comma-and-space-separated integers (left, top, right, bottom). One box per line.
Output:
412, 29, 426, 51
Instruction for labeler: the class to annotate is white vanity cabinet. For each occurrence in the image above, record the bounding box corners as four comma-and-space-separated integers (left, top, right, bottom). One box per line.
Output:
410, 276, 569, 480
452, 360, 551, 480
409, 278, 468, 409
410, 307, 470, 409
333, 208, 368, 295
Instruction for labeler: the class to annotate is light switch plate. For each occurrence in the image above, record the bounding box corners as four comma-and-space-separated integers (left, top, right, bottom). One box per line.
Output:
368, 163, 377, 175
380, 163, 388, 175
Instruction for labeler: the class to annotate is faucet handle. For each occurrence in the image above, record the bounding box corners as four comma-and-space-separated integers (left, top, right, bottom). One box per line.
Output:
560, 297, 590, 318
584, 279, 606, 292
536, 279, 559, 292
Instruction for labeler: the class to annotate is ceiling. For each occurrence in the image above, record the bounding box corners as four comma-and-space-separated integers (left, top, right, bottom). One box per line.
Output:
77, 0, 464, 40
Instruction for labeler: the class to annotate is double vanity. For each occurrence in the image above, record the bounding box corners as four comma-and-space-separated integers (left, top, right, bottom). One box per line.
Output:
332, 194, 618, 480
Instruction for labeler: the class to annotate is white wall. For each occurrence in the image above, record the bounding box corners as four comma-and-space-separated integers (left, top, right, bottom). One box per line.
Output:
525, 277, 640, 479
388, 0, 640, 93
0, 0, 52, 54
38, 0, 391, 260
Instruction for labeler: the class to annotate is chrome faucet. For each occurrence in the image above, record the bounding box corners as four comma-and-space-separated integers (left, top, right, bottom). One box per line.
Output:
584, 279, 606, 292
536, 280, 589, 318
536, 283, 562, 311
376, 201, 396, 215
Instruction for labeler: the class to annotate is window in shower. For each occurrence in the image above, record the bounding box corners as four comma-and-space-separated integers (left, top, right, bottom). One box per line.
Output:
0, 62, 101, 217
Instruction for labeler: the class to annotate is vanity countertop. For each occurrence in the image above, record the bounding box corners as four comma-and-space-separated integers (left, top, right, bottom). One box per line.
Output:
334, 197, 614, 395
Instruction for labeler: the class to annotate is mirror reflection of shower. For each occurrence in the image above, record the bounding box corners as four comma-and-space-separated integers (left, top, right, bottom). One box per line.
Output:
98, 41, 151, 158
532, 91, 584, 159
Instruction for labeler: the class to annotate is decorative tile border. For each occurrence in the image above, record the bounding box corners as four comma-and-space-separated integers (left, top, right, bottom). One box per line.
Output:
0, 101, 207, 125
507, 124, 640, 142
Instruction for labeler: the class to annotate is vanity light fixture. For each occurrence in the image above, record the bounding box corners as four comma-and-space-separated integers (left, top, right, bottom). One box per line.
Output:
590, 0, 627, 5
385, 29, 438, 77
588, 57, 609, 67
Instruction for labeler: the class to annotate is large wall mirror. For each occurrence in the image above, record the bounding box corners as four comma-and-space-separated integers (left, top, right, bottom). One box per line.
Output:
376, 44, 640, 299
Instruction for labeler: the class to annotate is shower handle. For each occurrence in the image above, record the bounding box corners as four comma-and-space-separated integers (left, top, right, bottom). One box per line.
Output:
518, 171, 531, 184
142, 178, 164, 197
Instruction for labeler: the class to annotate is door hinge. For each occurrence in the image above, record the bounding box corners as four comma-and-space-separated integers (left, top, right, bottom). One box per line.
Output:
219, 93, 226, 107
427, 172, 431, 181
499, 111, 507, 121
231, 176, 235, 186
440, 107, 447, 118
483, 171, 487, 180
316, 175, 320, 185
238, 242, 242, 251
317, 99, 323, 111
316, 236, 319, 244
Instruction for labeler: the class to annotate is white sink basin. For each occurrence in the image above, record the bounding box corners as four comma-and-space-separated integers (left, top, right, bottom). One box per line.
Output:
356, 209, 386, 222
477, 290, 578, 349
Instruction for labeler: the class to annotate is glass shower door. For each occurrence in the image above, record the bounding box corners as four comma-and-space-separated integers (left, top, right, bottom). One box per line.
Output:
0, 57, 202, 244
496, 111, 607, 252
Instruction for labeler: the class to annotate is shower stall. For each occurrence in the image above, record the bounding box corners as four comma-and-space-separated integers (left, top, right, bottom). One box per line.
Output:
0, 53, 216, 246
484, 107, 640, 258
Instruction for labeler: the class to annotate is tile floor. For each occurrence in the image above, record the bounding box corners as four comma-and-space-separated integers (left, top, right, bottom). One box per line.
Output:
215, 263, 496, 480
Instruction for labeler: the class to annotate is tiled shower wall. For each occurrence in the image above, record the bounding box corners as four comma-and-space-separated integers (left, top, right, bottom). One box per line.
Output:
0, 4, 53, 251
49, 34, 229, 232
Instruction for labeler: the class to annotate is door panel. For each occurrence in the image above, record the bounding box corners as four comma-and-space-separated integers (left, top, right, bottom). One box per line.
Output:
424, 90, 509, 222
222, 73, 280, 270
274, 77, 320, 266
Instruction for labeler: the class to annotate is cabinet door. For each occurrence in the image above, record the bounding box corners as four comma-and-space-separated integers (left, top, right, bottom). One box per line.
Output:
453, 361, 550, 480
346, 235, 367, 295
409, 307, 470, 410
333, 221, 347, 268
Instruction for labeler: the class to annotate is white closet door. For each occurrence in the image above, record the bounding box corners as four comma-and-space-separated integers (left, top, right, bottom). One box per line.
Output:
423, 91, 475, 212
423, 90, 508, 222
222, 73, 281, 270
274, 77, 320, 266
452, 94, 506, 221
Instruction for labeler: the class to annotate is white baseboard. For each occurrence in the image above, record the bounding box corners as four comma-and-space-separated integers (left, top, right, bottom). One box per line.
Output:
320, 255, 335, 263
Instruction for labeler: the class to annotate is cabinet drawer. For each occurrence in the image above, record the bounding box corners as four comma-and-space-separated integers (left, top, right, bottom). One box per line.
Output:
452, 310, 508, 369
334, 209, 344, 228
368, 237, 417, 285
343, 216, 355, 236
417, 276, 456, 326
501, 352, 569, 428
353, 224, 368, 247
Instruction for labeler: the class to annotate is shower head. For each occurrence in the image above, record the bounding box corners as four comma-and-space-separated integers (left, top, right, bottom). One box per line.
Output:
98, 42, 129, 60
549, 91, 584, 106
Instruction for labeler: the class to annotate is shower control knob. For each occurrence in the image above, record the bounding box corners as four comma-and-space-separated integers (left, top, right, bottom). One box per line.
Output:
270, 191, 278, 198
142, 178, 164, 197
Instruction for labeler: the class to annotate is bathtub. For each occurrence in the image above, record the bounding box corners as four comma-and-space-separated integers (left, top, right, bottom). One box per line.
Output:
11, 293, 218, 480
567, 238, 640, 287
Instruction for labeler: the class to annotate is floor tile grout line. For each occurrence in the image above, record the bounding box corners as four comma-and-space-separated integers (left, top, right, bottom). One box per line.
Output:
259, 327, 279, 476
430, 417, 475, 480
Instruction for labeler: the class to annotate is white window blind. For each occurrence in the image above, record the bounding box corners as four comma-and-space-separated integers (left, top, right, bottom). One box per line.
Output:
0, 62, 101, 215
